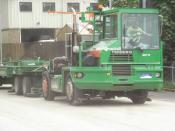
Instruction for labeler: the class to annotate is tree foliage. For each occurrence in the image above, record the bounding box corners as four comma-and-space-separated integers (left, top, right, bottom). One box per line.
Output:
153, 0, 175, 63
112, 0, 138, 7
99, 0, 139, 7
154, 0, 175, 43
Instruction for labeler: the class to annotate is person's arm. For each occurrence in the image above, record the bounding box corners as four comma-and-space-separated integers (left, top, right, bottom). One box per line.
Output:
126, 27, 132, 37
138, 27, 152, 36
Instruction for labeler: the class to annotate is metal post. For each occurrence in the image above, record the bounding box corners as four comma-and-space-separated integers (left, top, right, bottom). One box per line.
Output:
18, 0, 22, 43
142, 0, 147, 8
65, 33, 73, 66
70, 8, 78, 66
109, 0, 112, 8
71, 8, 78, 46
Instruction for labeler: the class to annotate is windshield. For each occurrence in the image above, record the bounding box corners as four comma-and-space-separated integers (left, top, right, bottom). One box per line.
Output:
122, 13, 160, 50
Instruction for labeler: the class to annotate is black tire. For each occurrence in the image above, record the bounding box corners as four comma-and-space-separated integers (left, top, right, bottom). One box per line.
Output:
42, 71, 55, 101
65, 76, 81, 105
14, 76, 23, 95
129, 90, 148, 104
0, 77, 2, 86
22, 77, 32, 96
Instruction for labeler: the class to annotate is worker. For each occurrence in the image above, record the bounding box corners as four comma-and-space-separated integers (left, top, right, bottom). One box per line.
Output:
126, 21, 152, 49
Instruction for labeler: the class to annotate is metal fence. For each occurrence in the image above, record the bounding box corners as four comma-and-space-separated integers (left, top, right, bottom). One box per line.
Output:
163, 65, 175, 89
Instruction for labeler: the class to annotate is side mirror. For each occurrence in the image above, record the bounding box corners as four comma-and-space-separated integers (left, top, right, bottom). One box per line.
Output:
159, 15, 163, 36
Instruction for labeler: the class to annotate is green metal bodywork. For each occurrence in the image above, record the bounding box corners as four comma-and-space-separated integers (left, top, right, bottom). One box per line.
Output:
51, 8, 163, 93
0, 58, 47, 78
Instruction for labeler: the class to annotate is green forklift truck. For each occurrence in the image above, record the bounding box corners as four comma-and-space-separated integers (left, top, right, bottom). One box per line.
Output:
42, 7, 163, 105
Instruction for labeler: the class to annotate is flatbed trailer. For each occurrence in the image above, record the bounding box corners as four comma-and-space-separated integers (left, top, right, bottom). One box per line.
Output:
0, 58, 48, 96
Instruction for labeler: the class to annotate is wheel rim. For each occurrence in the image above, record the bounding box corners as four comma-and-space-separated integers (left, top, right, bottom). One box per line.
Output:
42, 78, 48, 97
66, 80, 74, 101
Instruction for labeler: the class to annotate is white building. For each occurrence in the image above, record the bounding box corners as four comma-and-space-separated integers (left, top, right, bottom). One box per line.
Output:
0, 0, 98, 43
0, 0, 2, 43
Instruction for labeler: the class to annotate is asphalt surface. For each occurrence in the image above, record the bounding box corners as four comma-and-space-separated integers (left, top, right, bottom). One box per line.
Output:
0, 89, 175, 131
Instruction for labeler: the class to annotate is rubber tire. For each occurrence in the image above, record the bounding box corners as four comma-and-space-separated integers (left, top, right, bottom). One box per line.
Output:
65, 77, 81, 105
22, 77, 32, 96
42, 71, 55, 101
130, 90, 148, 104
14, 76, 23, 95
0, 77, 2, 86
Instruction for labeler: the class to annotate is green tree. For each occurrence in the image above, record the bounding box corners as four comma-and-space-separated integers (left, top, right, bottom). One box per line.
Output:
98, 0, 139, 7
152, 0, 175, 63
99, 0, 109, 6
154, 0, 175, 42
112, 0, 139, 7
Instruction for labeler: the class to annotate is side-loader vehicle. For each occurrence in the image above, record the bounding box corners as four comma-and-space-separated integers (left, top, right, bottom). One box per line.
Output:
42, 7, 163, 105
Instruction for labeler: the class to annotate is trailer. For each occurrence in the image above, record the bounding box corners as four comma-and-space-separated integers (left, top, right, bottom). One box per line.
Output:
0, 58, 48, 96
41, 7, 164, 105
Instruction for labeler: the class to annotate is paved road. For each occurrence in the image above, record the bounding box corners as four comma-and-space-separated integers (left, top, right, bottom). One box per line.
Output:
0, 90, 175, 131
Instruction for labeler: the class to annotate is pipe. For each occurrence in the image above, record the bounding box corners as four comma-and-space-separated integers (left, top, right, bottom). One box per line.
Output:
142, 0, 147, 8
109, 0, 112, 8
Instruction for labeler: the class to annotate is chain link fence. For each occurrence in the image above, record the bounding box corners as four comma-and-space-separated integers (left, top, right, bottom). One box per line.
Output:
164, 64, 175, 90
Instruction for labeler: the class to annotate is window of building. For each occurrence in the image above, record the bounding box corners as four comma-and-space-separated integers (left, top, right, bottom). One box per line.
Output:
19, 2, 32, 12
67, 3, 80, 12
43, 2, 55, 12
90, 3, 98, 10
21, 29, 55, 43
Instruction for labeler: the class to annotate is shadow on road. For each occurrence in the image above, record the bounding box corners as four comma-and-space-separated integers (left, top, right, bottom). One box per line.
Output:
54, 97, 149, 107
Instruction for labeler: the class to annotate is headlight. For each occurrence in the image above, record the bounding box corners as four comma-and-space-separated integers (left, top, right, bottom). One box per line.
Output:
73, 72, 84, 78
77, 72, 84, 78
140, 73, 153, 79
155, 73, 161, 78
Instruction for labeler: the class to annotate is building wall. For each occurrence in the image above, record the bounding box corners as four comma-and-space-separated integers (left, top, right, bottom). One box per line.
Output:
6, 0, 98, 29
0, 0, 2, 43
0, 0, 8, 61
0, 0, 9, 29
1, 0, 98, 43
62, 0, 97, 28
8, 0, 63, 29
0, 0, 98, 60
2, 29, 21, 43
